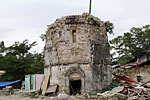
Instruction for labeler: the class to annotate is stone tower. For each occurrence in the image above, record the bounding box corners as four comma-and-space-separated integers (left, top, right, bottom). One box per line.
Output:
44, 13, 112, 94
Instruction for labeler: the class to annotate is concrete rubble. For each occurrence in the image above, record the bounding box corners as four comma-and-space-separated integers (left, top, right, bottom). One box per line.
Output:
111, 74, 150, 100
0, 76, 150, 100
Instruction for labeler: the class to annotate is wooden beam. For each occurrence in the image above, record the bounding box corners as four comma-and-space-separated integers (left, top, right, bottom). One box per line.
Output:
42, 75, 50, 96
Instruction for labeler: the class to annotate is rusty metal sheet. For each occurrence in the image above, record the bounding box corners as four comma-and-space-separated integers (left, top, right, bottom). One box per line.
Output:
113, 74, 136, 83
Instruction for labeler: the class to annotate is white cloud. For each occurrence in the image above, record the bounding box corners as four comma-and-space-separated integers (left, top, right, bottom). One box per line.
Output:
0, 0, 150, 52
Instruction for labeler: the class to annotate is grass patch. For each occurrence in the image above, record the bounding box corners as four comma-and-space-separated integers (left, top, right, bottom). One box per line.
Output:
102, 82, 118, 92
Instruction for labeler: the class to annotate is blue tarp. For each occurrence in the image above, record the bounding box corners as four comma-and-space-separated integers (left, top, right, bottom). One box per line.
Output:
0, 80, 21, 87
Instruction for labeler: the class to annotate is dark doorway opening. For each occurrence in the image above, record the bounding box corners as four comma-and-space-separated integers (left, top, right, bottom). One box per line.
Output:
69, 80, 81, 95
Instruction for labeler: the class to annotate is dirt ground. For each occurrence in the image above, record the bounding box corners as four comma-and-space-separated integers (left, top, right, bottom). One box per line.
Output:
0, 94, 86, 100
0, 95, 42, 100
0, 94, 128, 100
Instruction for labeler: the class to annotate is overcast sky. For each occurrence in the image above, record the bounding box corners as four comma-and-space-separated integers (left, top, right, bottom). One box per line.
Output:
0, 0, 150, 53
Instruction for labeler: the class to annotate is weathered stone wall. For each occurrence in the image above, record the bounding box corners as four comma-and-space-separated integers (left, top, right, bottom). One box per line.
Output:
48, 64, 92, 93
113, 66, 150, 83
44, 13, 112, 94
91, 64, 112, 92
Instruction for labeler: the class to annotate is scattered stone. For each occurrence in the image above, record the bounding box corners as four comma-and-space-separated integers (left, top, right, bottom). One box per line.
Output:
57, 93, 69, 100
111, 86, 124, 93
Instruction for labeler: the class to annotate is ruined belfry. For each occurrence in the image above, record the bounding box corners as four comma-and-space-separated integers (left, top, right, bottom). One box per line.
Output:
44, 13, 112, 94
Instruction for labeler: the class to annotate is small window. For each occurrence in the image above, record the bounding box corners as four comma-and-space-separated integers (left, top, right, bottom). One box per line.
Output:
72, 30, 76, 43
59, 31, 62, 37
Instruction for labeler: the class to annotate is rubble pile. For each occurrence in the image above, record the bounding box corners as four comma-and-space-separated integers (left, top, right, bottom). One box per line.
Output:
111, 74, 150, 100
127, 88, 150, 100
36, 74, 150, 100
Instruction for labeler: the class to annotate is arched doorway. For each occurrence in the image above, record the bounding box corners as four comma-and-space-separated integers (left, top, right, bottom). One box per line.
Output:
69, 72, 82, 95
66, 67, 85, 95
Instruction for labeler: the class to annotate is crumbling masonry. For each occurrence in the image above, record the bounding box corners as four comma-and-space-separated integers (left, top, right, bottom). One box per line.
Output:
44, 13, 112, 94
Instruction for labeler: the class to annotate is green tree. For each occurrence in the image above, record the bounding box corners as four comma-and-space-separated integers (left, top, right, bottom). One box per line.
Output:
105, 21, 114, 35
40, 34, 46, 41
27, 53, 44, 74
0, 40, 44, 81
110, 25, 150, 64
3, 39, 36, 56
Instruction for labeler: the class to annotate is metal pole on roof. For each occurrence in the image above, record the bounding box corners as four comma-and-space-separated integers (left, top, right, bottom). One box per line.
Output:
89, 0, 92, 14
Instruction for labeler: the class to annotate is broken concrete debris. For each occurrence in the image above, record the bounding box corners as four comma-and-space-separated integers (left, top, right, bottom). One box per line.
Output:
111, 74, 150, 100
57, 92, 69, 100
1, 74, 150, 100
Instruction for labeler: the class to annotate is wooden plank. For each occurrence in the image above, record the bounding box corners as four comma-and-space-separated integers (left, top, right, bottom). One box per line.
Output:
46, 85, 58, 94
42, 75, 50, 96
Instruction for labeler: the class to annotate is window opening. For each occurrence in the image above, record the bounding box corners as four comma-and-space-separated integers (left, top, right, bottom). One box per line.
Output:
72, 30, 76, 43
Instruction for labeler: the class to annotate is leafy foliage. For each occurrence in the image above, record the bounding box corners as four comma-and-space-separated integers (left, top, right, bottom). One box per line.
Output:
0, 40, 44, 81
105, 21, 114, 35
110, 25, 150, 64
102, 82, 118, 92
40, 34, 46, 41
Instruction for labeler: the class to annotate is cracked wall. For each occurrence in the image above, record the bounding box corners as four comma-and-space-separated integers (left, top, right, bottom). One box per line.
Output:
44, 13, 112, 94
